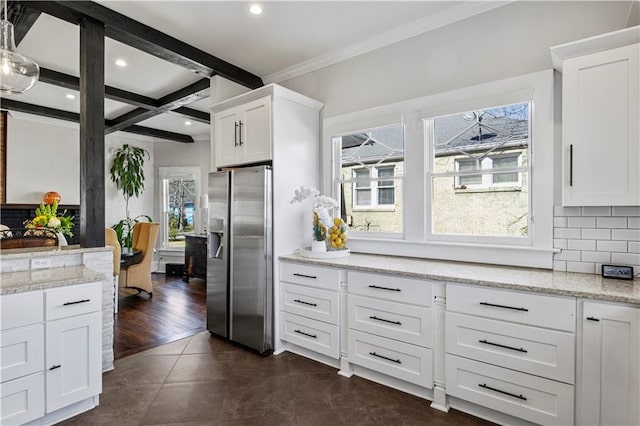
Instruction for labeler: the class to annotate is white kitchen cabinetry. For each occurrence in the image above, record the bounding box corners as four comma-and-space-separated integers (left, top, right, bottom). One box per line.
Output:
578, 301, 640, 426
213, 96, 271, 168
347, 271, 434, 389
551, 26, 640, 206
0, 282, 102, 425
445, 283, 576, 425
279, 262, 341, 359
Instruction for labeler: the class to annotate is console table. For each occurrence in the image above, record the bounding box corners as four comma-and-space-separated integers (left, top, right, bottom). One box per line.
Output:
184, 234, 207, 281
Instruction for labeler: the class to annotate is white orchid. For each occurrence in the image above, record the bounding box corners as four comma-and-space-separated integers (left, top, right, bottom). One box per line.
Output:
291, 186, 339, 229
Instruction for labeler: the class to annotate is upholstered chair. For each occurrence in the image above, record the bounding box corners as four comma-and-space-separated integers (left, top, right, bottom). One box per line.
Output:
104, 228, 121, 313
119, 222, 160, 297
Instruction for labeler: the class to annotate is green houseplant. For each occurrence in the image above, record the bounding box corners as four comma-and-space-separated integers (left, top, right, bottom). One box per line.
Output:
109, 144, 151, 247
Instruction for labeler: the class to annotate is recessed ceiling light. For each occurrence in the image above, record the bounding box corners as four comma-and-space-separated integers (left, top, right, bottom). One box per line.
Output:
184, 121, 192, 126
115, 59, 127, 67
65, 94, 75, 100
249, 4, 262, 15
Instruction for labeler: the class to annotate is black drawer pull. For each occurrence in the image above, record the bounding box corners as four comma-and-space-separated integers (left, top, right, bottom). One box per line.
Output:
368, 285, 401, 292
369, 352, 401, 364
293, 273, 317, 279
294, 299, 317, 307
63, 299, 90, 306
479, 339, 527, 353
479, 302, 528, 312
586, 316, 600, 322
479, 383, 527, 401
294, 329, 317, 339
49, 364, 61, 371
369, 316, 402, 325
569, 144, 573, 186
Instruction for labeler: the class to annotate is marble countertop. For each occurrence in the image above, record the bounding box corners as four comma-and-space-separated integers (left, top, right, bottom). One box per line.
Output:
0, 265, 107, 295
0, 245, 111, 260
279, 252, 640, 305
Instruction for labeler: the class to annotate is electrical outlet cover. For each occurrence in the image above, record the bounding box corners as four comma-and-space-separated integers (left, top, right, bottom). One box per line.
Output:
31, 258, 52, 269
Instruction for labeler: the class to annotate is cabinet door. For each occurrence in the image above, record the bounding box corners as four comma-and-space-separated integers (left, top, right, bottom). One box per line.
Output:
238, 96, 272, 164
214, 107, 240, 168
579, 302, 639, 426
45, 312, 101, 413
563, 43, 640, 206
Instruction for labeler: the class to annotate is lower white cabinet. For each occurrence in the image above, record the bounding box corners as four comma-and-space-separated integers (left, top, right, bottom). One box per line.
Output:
0, 282, 102, 425
578, 301, 640, 426
46, 312, 102, 413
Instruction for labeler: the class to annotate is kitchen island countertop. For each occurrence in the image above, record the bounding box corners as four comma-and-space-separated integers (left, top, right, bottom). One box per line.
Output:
279, 252, 640, 305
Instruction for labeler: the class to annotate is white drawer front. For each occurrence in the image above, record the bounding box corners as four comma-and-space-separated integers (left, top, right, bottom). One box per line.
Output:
280, 283, 339, 325
446, 355, 574, 426
447, 283, 576, 332
1, 291, 43, 331
281, 312, 339, 359
348, 329, 433, 388
0, 371, 45, 425
446, 312, 575, 384
1, 324, 44, 383
280, 262, 340, 291
348, 271, 433, 307
45, 282, 101, 321
348, 295, 432, 348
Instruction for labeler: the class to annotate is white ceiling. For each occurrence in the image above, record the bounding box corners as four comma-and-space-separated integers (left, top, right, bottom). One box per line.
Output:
3, 1, 509, 141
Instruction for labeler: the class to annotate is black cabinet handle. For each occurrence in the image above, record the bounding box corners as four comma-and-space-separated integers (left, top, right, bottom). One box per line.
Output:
479, 302, 528, 312
234, 122, 239, 146
293, 273, 317, 279
294, 299, 317, 307
586, 316, 600, 322
49, 364, 61, 371
369, 352, 401, 364
479, 339, 527, 353
294, 329, 317, 339
63, 299, 90, 306
479, 383, 527, 401
369, 315, 402, 325
238, 120, 244, 146
569, 144, 573, 186
368, 285, 401, 292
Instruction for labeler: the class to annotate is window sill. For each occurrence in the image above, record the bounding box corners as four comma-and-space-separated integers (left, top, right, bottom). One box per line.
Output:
352, 207, 396, 212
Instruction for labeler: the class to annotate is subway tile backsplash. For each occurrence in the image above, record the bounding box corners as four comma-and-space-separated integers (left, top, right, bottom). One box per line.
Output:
554, 206, 640, 275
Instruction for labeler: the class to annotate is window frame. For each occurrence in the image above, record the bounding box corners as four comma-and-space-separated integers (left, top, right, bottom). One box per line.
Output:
323, 70, 554, 268
351, 165, 397, 209
157, 166, 201, 252
453, 152, 524, 189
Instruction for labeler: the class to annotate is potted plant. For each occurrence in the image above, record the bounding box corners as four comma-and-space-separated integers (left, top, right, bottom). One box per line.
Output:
109, 144, 151, 247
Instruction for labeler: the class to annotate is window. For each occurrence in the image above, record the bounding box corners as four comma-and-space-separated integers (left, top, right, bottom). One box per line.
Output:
428, 102, 530, 239
334, 124, 404, 234
353, 165, 396, 208
158, 167, 200, 250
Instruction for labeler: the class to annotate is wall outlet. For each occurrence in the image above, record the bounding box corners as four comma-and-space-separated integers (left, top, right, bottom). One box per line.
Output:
31, 258, 52, 269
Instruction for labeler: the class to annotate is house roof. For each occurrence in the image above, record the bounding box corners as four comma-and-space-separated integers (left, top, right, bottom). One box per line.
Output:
341, 104, 529, 165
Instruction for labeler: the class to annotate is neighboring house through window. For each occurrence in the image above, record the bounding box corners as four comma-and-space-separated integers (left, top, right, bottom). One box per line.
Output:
353, 165, 396, 208
158, 167, 200, 250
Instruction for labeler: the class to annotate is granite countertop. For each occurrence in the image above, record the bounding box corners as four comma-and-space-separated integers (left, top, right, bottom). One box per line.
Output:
0, 265, 107, 295
279, 252, 640, 305
0, 245, 111, 260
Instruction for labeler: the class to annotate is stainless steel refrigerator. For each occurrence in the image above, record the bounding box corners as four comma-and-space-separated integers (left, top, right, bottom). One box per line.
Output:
206, 165, 273, 355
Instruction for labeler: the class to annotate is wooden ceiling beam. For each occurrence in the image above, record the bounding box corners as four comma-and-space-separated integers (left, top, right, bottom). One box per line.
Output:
6, 1, 42, 45
105, 78, 210, 134
0, 99, 194, 143
38, 67, 210, 124
24, 1, 264, 89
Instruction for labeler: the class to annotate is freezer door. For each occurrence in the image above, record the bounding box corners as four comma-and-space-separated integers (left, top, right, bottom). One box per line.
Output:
206, 171, 229, 338
230, 166, 273, 353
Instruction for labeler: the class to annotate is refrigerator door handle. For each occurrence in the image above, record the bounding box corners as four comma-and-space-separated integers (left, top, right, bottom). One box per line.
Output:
214, 242, 223, 258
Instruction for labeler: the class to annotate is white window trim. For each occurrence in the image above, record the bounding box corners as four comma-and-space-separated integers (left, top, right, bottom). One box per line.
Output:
323, 70, 555, 269
157, 166, 201, 252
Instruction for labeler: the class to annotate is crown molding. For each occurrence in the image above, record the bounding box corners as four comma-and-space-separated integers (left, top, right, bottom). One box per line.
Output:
263, 1, 513, 84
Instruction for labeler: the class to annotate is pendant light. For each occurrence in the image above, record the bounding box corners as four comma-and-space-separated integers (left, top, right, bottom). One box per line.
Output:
0, 0, 39, 94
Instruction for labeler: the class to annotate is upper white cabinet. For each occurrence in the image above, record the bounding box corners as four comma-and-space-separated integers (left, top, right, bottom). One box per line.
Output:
213, 96, 271, 168
552, 26, 640, 206
578, 301, 639, 426
211, 84, 322, 170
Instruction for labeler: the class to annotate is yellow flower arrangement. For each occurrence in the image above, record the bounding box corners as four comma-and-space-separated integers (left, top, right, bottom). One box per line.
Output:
24, 202, 74, 237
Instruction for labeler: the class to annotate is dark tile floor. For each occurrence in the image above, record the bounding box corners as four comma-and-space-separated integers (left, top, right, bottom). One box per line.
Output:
61, 332, 495, 426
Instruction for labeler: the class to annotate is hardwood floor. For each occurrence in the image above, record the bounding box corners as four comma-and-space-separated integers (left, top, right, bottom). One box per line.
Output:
114, 273, 206, 359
